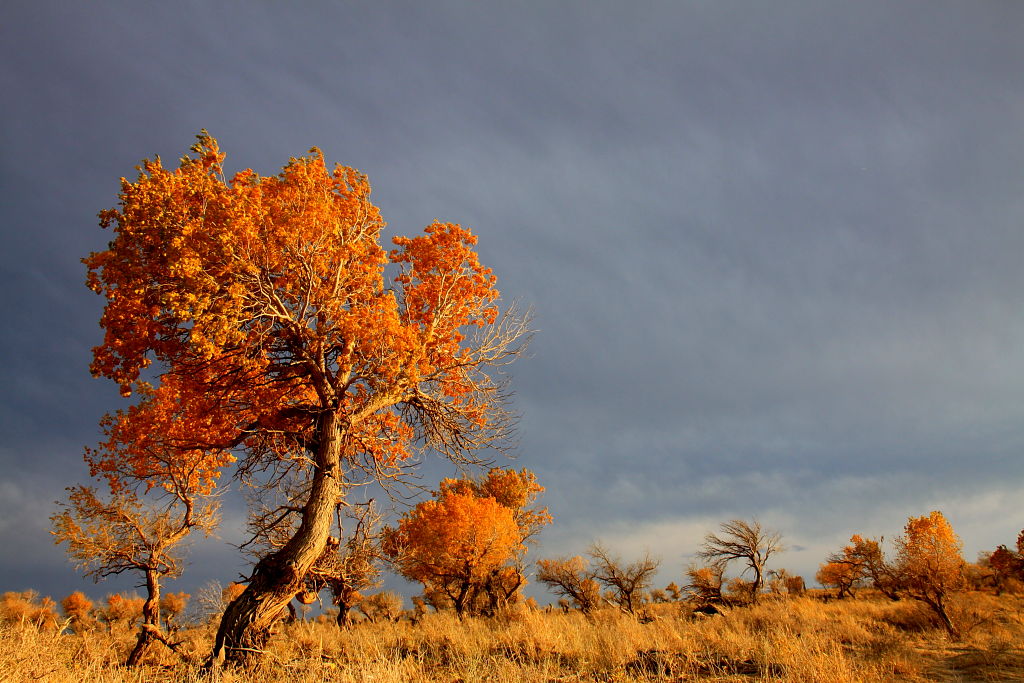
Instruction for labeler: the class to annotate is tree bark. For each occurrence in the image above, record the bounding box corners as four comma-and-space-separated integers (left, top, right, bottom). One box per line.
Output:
925, 596, 960, 640
336, 602, 352, 628
453, 576, 472, 618
210, 411, 343, 668
126, 569, 161, 666
751, 563, 764, 603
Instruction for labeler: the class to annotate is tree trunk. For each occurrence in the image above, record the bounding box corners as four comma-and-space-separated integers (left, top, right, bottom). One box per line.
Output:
751, 563, 764, 603
336, 601, 352, 628
925, 596, 960, 640
453, 577, 472, 618
127, 569, 161, 666
210, 412, 343, 668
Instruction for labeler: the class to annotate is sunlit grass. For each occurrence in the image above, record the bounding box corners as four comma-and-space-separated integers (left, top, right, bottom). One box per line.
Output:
1, 592, 1022, 682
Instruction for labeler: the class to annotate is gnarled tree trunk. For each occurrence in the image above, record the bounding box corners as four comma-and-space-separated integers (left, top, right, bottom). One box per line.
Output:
126, 569, 161, 666
210, 413, 343, 668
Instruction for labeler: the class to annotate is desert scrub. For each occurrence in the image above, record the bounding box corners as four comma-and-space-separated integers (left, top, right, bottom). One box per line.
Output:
0, 593, 1021, 682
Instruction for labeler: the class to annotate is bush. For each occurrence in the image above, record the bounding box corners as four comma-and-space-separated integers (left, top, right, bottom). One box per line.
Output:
0, 591, 59, 630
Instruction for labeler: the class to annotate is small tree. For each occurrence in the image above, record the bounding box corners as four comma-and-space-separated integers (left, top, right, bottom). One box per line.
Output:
816, 561, 861, 599
826, 535, 901, 601
102, 593, 145, 630
894, 511, 966, 639
357, 591, 403, 623
784, 575, 807, 596
588, 544, 661, 615
51, 483, 217, 665
986, 530, 1024, 594
61, 591, 95, 632
536, 556, 602, 614
0, 591, 59, 630
684, 564, 727, 605
384, 492, 521, 617
384, 468, 548, 618
697, 519, 783, 603
160, 592, 189, 632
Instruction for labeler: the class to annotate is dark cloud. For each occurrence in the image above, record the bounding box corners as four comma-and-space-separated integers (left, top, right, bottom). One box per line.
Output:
2, 0, 1023, 599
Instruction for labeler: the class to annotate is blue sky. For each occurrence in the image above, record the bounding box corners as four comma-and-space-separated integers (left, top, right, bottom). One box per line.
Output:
2, 0, 1023, 603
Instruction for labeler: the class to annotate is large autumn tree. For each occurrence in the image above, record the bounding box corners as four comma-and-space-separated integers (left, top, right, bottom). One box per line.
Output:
85, 133, 530, 665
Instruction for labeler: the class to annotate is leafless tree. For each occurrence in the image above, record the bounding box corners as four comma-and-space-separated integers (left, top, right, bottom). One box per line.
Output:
535, 556, 602, 614
697, 519, 783, 603
588, 544, 661, 615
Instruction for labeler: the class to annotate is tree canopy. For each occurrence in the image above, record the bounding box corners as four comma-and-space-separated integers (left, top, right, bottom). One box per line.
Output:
82, 132, 530, 665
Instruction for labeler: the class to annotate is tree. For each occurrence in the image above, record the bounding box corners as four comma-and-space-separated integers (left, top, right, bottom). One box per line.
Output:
535, 556, 602, 614
102, 593, 145, 630
431, 468, 551, 613
893, 511, 966, 639
383, 468, 547, 617
784, 575, 806, 596
160, 592, 189, 632
825, 534, 901, 601
61, 591, 95, 632
697, 519, 783, 603
0, 591, 59, 630
986, 530, 1024, 593
357, 591, 403, 623
385, 492, 519, 617
85, 133, 530, 665
684, 564, 727, 605
588, 544, 661, 615
816, 561, 861, 599
51, 483, 216, 665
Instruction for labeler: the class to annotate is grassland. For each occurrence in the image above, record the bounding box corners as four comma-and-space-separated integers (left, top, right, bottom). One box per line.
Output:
3, 592, 1023, 682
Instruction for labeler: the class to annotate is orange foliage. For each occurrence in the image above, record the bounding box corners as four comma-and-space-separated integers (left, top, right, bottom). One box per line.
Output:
988, 529, 1024, 589
103, 593, 144, 628
386, 494, 519, 598
816, 561, 861, 598
437, 468, 552, 542
685, 564, 726, 604
893, 511, 967, 638
86, 134, 529, 662
894, 511, 966, 600
827, 534, 900, 600
159, 591, 189, 627
60, 591, 94, 625
384, 468, 548, 616
0, 591, 59, 630
222, 583, 247, 605
84, 133, 519, 485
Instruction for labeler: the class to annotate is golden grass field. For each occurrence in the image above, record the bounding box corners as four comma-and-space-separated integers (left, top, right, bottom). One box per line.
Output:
2, 591, 1023, 683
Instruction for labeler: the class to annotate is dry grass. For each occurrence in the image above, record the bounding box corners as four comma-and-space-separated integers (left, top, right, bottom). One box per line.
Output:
2, 593, 1023, 682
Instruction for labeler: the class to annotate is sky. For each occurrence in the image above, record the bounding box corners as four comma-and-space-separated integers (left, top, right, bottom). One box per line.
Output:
2, 0, 1024, 606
